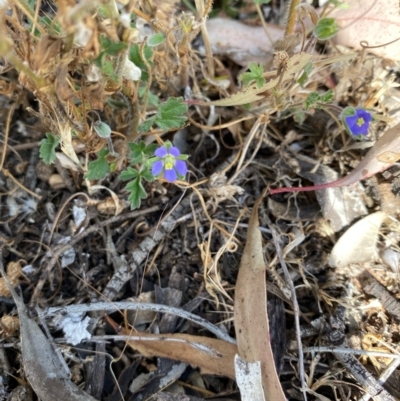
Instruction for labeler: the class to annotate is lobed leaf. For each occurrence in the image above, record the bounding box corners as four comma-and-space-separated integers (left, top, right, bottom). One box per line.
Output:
84, 148, 110, 181
39, 133, 59, 164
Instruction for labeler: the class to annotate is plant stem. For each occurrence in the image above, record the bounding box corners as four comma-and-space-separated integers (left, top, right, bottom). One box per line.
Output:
284, 0, 301, 36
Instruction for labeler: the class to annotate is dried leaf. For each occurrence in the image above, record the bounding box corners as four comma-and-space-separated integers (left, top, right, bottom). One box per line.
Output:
59, 124, 83, 169
206, 18, 284, 66
234, 198, 286, 400
0, 252, 97, 401
329, 211, 388, 268
331, 0, 400, 61
108, 317, 237, 378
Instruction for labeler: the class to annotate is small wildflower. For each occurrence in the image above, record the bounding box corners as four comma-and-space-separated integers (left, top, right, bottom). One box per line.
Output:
342, 108, 372, 137
151, 141, 188, 182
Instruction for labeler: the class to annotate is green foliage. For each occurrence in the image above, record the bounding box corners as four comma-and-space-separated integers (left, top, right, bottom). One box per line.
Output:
138, 97, 188, 132
292, 108, 306, 125
253, 0, 271, 4
314, 18, 339, 40
99, 35, 128, 56
298, 62, 313, 87
84, 148, 110, 180
239, 63, 266, 88
305, 90, 334, 110
128, 141, 158, 164
120, 167, 154, 209
94, 35, 128, 80
147, 33, 166, 47
39, 133, 59, 164
129, 44, 153, 81
138, 86, 159, 106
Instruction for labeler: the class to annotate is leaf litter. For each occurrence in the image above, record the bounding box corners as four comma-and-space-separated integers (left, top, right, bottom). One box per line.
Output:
1, 0, 400, 400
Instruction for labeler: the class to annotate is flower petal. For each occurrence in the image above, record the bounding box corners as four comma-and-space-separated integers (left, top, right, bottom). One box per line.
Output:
346, 113, 370, 136
174, 160, 187, 176
152, 160, 164, 176
155, 146, 168, 158
356, 109, 372, 123
168, 146, 181, 157
164, 168, 177, 182
345, 114, 358, 130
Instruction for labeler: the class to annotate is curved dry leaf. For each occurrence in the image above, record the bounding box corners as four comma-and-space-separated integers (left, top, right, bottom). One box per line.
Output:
234, 201, 286, 400
0, 254, 97, 401
331, 0, 400, 61
109, 318, 237, 379
329, 211, 387, 268
205, 18, 283, 66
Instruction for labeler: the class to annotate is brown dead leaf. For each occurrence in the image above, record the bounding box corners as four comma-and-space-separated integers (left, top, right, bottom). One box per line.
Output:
234, 194, 286, 400
331, 0, 400, 61
107, 317, 237, 378
0, 252, 97, 401
206, 18, 284, 66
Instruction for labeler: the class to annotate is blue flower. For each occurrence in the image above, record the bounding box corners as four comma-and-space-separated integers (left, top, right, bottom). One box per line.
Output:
151, 142, 188, 182
343, 108, 372, 136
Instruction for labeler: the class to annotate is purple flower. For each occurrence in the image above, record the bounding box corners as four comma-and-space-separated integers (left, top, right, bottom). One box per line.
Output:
344, 109, 372, 136
151, 142, 188, 182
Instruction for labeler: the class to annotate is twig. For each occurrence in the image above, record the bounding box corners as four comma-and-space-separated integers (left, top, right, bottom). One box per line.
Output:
31, 205, 161, 303
102, 196, 189, 301
359, 359, 400, 401
284, 0, 300, 37
39, 301, 235, 344
267, 216, 308, 401
325, 307, 396, 401
255, 2, 274, 45
304, 347, 400, 361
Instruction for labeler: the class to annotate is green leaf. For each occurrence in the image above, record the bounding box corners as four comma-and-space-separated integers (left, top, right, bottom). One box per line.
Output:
84, 148, 110, 180
39, 133, 59, 164
128, 141, 146, 163
125, 177, 148, 209
140, 167, 155, 182
129, 44, 153, 81
100, 35, 128, 56
120, 166, 139, 181
239, 63, 266, 88
155, 97, 188, 131
128, 141, 158, 163
138, 118, 155, 133
102, 59, 115, 76
253, 0, 271, 4
138, 86, 159, 106
143, 143, 158, 156
292, 108, 306, 125
139, 98, 188, 132
147, 33, 166, 47
305, 92, 320, 110
304, 89, 334, 110
314, 18, 339, 40
320, 89, 334, 103
297, 61, 313, 87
